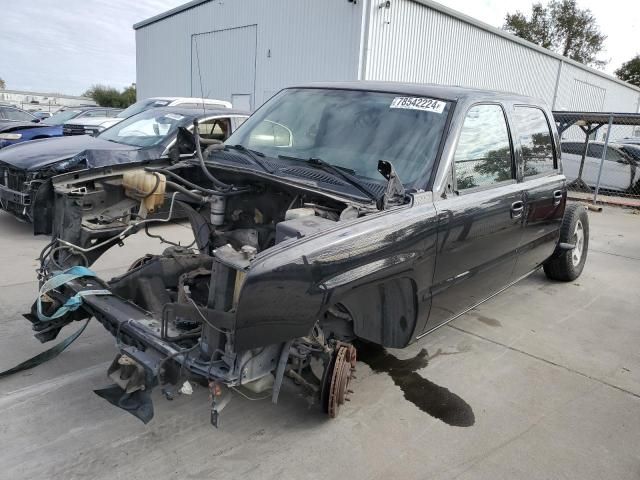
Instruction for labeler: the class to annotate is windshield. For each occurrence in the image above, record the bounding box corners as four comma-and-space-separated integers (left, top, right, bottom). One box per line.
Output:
2, 107, 36, 122
43, 109, 82, 125
98, 109, 189, 147
117, 99, 171, 119
225, 88, 451, 184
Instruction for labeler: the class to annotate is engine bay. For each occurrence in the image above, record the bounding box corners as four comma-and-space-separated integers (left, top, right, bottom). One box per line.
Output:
29, 144, 383, 425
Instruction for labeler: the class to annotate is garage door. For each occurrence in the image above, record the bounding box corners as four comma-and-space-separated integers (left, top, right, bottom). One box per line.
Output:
191, 25, 257, 110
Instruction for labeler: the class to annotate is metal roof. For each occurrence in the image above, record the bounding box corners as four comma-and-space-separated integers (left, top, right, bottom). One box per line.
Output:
133, 0, 209, 30
410, 0, 640, 94
152, 106, 250, 116
552, 111, 640, 126
292, 81, 541, 103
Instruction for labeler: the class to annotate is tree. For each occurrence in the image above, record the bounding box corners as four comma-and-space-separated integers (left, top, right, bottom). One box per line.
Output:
83, 84, 137, 108
504, 0, 607, 68
615, 55, 640, 87
121, 85, 137, 106
0, 77, 5, 89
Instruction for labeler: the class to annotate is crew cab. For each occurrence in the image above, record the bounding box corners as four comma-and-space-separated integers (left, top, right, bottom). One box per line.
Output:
24, 82, 588, 426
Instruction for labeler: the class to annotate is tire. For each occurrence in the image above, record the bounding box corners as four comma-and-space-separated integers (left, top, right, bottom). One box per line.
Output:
543, 203, 589, 281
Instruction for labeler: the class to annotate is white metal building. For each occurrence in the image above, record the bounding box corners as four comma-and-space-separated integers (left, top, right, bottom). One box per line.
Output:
134, 0, 640, 114
0, 89, 96, 112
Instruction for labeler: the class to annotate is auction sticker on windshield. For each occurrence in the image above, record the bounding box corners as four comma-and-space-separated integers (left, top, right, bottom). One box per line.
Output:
390, 97, 446, 113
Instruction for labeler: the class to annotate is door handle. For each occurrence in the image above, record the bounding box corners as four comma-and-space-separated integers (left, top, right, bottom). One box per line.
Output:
511, 201, 524, 219
553, 189, 563, 206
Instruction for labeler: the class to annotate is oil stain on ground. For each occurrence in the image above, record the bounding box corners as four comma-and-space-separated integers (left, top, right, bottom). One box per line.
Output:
474, 315, 502, 327
357, 342, 475, 427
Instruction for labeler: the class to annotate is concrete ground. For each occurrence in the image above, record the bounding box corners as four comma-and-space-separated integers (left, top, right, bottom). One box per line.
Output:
0, 206, 638, 480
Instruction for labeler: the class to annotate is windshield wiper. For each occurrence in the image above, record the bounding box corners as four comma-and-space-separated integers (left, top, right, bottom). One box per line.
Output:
225, 144, 273, 173
278, 154, 379, 203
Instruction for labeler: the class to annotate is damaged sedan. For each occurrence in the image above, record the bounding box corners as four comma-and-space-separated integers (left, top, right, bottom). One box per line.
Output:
21, 82, 589, 425
0, 106, 248, 231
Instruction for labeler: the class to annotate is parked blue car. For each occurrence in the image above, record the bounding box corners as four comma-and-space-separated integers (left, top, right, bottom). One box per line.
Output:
0, 106, 63, 148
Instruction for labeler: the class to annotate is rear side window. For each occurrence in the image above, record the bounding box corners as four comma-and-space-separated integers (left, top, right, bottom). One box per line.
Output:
561, 142, 583, 155
454, 104, 513, 190
586, 144, 603, 158
513, 106, 556, 177
605, 147, 625, 163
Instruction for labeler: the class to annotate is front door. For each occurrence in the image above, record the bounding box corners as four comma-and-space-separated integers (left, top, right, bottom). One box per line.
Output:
427, 103, 524, 331
593, 145, 634, 191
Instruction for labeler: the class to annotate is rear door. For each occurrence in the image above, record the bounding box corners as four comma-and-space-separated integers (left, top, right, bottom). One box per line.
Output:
427, 103, 525, 330
511, 106, 565, 278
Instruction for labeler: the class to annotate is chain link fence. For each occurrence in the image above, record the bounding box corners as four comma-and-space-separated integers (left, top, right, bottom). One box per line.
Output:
554, 112, 640, 206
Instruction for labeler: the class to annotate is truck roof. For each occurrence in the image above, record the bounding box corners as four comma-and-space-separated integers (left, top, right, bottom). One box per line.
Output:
292, 81, 545, 105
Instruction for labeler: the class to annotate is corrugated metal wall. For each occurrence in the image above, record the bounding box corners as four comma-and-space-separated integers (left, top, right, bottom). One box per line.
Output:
135, 0, 363, 107
135, 0, 640, 116
364, 0, 559, 103
555, 63, 640, 112
363, 0, 640, 113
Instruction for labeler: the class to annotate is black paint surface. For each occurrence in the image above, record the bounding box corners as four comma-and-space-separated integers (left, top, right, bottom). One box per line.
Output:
358, 343, 475, 427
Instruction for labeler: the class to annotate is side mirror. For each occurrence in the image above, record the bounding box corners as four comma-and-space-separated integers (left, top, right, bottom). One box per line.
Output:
249, 120, 292, 148
32, 118, 41, 123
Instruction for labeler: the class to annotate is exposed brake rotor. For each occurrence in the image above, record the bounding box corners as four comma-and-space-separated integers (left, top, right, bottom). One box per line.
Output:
321, 343, 357, 418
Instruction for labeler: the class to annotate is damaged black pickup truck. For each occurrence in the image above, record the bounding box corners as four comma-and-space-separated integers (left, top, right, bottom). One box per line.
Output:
25, 82, 589, 425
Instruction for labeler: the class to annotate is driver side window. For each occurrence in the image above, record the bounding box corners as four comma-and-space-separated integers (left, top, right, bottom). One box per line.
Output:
605, 147, 625, 163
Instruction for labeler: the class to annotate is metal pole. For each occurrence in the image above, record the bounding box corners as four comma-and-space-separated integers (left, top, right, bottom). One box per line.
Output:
577, 126, 590, 182
593, 115, 614, 204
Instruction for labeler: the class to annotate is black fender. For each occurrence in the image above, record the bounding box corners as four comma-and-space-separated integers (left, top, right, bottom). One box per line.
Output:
233, 201, 439, 350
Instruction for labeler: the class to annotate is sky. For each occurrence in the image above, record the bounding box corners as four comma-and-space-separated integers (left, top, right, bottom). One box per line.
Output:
0, 0, 184, 95
0, 0, 638, 96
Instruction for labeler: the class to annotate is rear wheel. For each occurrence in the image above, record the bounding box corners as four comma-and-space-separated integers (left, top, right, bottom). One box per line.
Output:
543, 203, 589, 281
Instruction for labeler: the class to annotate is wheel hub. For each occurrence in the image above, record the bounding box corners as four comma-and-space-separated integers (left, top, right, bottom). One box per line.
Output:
572, 220, 584, 266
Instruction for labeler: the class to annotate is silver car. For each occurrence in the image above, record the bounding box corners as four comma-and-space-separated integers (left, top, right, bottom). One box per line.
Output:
63, 97, 233, 136
561, 141, 640, 192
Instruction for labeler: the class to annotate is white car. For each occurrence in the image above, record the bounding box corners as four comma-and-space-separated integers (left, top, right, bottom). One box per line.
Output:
561, 141, 640, 192
63, 97, 232, 136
